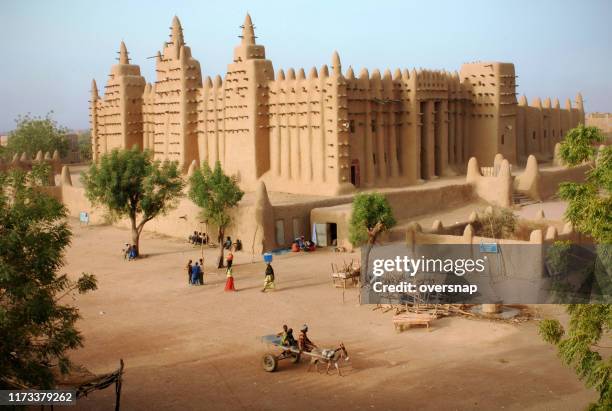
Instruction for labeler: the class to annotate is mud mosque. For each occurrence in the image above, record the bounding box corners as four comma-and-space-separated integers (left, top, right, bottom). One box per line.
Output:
90, 14, 585, 197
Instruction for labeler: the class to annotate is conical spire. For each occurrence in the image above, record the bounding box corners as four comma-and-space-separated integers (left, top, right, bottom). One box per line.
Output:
241, 13, 256, 45
346, 66, 355, 80
171, 16, 184, 47
91, 79, 99, 100
331, 50, 341, 76
119, 41, 129, 64
393, 68, 402, 81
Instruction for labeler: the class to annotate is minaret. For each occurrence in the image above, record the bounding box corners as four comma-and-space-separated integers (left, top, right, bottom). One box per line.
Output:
102, 41, 145, 153
154, 16, 202, 170
576, 92, 585, 123
223, 13, 274, 189
233, 13, 267, 63
90, 79, 100, 161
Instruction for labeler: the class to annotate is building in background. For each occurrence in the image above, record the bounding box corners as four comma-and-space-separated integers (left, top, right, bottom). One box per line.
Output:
586, 112, 612, 141
90, 14, 584, 196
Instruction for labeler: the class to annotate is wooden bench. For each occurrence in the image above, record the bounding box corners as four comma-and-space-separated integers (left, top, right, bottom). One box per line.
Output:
331, 271, 359, 288
392, 313, 436, 332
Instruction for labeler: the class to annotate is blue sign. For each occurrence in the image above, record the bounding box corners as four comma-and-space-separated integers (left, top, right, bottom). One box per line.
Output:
79, 211, 89, 224
479, 242, 498, 253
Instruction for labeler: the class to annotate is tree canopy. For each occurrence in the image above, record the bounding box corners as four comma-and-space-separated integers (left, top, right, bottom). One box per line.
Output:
188, 161, 244, 268
5, 113, 70, 159
539, 124, 611, 410
539, 305, 611, 410
349, 193, 396, 246
0, 165, 97, 389
82, 147, 184, 256
558, 125, 611, 244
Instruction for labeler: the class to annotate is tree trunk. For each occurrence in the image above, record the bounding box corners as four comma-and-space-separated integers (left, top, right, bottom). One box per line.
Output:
130, 215, 140, 257
217, 227, 225, 269
364, 237, 375, 285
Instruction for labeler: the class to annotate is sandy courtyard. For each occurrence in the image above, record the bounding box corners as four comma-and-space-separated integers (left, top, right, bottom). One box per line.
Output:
55, 220, 596, 411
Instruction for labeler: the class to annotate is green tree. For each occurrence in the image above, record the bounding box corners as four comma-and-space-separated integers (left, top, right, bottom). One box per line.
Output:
539, 306, 611, 410
349, 193, 396, 283
539, 124, 611, 410
558, 125, 611, 244
82, 147, 184, 257
188, 161, 244, 268
6, 113, 70, 158
78, 131, 92, 162
0, 164, 97, 389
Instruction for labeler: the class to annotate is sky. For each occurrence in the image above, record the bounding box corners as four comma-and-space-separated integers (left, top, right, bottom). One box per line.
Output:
0, 0, 610, 132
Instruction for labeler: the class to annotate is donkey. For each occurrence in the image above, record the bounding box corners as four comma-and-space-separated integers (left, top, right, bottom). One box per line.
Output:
307, 343, 349, 376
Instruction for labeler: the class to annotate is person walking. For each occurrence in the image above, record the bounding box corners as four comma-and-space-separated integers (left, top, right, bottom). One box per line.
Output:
262, 262, 275, 292
191, 262, 201, 286
224, 266, 236, 291
186, 259, 193, 285
198, 258, 205, 285
226, 250, 234, 269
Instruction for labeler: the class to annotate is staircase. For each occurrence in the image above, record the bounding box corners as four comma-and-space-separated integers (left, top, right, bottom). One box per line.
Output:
512, 192, 537, 206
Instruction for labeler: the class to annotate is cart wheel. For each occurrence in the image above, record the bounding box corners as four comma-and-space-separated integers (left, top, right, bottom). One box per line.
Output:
290, 353, 301, 364
262, 353, 278, 372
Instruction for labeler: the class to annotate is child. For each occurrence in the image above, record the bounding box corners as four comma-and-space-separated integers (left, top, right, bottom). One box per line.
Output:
226, 250, 234, 269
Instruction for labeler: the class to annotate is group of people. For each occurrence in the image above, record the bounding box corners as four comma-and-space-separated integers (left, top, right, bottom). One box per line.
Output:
184, 251, 277, 293
123, 243, 137, 260
186, 259, 205, 285
278, 324, 317, 353
223, 236, 243, 251
291, 236, 315, 253
188, 231, 209, 245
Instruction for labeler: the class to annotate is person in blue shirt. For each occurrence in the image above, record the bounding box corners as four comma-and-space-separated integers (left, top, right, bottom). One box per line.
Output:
191, 262, 201, 285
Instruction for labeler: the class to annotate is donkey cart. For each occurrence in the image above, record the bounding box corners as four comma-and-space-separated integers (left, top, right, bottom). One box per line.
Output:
260, 334, 349, 375
260, 334, 303, 372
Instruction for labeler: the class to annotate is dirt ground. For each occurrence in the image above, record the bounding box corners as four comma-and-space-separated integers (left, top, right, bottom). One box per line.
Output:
55, 220, 596, 411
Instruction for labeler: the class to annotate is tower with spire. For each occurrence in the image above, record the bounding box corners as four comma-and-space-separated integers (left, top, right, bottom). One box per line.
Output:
153, 16, 203, 171
89, 79, 100, 162
219, 13, 274, 186
91, 41, 146, 160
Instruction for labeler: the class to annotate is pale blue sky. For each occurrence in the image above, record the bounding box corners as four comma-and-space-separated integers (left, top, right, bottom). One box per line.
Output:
0, 0, 610, 131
